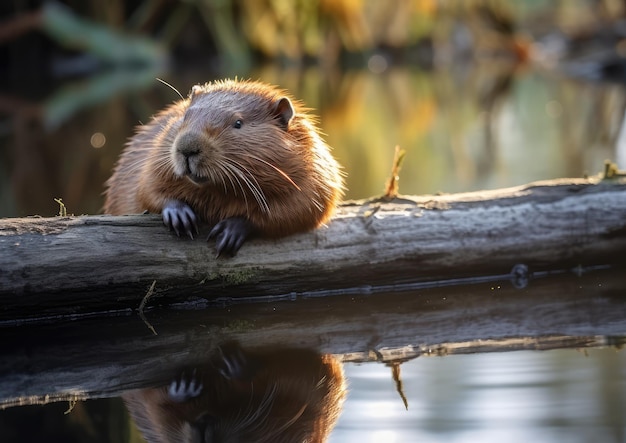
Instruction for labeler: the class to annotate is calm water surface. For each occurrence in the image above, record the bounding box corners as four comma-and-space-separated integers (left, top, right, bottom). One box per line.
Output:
333, 348, 626, 443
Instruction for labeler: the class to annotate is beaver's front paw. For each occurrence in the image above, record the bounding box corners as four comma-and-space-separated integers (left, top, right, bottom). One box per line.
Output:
162, 199, 199, 239
207, 217, 253, 257
168, 369, 203, 402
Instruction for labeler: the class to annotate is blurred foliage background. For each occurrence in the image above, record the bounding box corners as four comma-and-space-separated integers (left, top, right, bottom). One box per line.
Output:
1, 0, 626, 216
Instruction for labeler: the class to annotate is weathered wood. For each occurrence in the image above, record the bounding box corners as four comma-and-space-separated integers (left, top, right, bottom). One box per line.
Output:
0, 268, 624, 409
1, 177, 626, 321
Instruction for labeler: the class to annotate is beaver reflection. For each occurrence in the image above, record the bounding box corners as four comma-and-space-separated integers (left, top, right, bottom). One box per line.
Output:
122, 344, 346, 443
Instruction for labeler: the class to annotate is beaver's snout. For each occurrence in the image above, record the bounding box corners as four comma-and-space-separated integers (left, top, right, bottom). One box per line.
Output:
173, 131, 211, 183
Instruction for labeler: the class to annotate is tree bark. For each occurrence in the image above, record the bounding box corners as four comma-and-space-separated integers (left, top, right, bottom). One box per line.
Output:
1, 177, 625, 322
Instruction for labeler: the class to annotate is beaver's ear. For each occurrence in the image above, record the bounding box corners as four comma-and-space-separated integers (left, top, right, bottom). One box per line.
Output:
273, 97, 294, 129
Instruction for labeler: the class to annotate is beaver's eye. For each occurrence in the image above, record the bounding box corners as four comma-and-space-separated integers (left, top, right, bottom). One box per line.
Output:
233, 119, 243, 129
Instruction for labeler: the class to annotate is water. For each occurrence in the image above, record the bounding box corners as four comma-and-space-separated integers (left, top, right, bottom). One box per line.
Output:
333, 348, 626, 443
0, 267, 625, 441
1, 333, 625, 442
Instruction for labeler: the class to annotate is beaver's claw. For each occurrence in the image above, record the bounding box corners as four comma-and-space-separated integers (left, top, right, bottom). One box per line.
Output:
208, 217, 253, 257
162, 199, 199, 239
168, 369, 203, 402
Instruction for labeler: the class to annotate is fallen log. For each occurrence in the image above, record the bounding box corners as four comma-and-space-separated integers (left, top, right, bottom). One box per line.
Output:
1, 177, 626, 321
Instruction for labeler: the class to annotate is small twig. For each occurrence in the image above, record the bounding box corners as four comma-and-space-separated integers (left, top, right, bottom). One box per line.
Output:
384, 145, 406, 199
603, 160, 626, 179
53, 198, 67, 217
138, 280, 158, 335
390, 361, 409, 410
64, 398, 77, 414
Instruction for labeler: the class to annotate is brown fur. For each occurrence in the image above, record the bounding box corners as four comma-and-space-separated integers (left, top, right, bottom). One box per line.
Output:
103, 79, 343, 238
122, 348, 346, 443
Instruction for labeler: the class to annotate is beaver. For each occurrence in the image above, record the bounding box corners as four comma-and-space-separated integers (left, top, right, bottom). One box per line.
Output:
122, 345, 346, 443
103, 79, 344, 256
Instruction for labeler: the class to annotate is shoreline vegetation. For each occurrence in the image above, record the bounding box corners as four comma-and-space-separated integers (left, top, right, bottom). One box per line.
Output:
4, 1, 626, 75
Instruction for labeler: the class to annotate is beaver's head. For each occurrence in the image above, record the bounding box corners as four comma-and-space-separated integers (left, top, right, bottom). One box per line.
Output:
170, 81, 308, 213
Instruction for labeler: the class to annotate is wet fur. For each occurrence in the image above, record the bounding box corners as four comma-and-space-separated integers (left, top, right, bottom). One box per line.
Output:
103, 80, 343, 239
122, 348, 346, 443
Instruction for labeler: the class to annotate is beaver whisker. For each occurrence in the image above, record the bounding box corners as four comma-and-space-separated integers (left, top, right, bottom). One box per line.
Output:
114, 150, 160, 175
221, 166, 240, 197
155, 77, 184, 100
230, 382, 261, 432
224, 158, 270, 214
154, 151, 176, 173
163, 423, 188, 442
241, 173, 270, 214
218, 161, 251, 212
253, 387, 279, 434
233, 382, 277, 435
248, 385, 307, 443
249, 384, 276, 427
220, 162, 247, 196
266, 403, 308, 440
247, 154, 302, 192
212, 161, 231, 195
237, 169, 270, 214
112, 150, 171, 185
310, 192, 325, 212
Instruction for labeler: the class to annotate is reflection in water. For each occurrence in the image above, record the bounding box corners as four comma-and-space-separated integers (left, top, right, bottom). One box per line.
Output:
332, 348, 626, 443
122, 344, 345, 443
0, 346, 623, 442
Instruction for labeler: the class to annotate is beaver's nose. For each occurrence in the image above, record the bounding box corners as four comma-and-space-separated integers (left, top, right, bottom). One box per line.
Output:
175, 132, 204, 159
